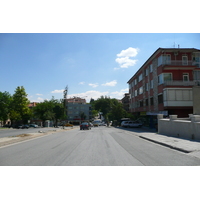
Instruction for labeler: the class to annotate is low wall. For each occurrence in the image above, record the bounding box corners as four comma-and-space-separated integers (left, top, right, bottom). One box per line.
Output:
158, 114, 200, 140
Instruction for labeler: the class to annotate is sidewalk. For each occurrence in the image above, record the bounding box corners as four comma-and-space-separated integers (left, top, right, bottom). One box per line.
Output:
116, 126, 200, 159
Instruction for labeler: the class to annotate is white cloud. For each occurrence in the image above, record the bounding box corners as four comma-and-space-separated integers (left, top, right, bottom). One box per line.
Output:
114, 67, 120, 70
68, 90, 109, 102
89, 83, 98, 88
28, 96, 45, 103
111, 88, 129, 99
51, 89, 64, 93
79, 82, 85, 85
115, 47, 139, 69
117, 47, 139, 57
37, 97, 44, 102
36, 93, 43, 96
115, 57, 137, 68
102, 80, 117, 87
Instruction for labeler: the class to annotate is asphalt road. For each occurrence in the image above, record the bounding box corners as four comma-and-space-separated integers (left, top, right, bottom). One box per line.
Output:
1, 126, 200, 166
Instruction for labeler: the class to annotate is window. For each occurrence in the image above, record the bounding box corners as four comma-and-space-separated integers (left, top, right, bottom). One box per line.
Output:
158, 74, 163, 84
182, 56, 188, 65
139, 100, 143, 107
158, 55, 171, 66
139, 86, 143, 94
150, 97, 154, 105
135, 89, 137, 97
158, 56, 162, 66
194, 71, 200, 80
183, 73, 189, 81
145, 99, 149, 106
150, 80, 153, 89
192, 52, 200, 68
149, 64, 153, 73
134, 79, 137, 85
146, 83, 149, 91
158, 94, 163, 104
164, 73, 172, 82
145, 68, 149, 76
138, 74, 143, 82
163, 55, 171, 64
158, 73, 172, 84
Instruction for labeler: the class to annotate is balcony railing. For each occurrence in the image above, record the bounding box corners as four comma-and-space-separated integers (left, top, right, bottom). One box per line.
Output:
164, 80, 200, 86
160, 60, 200, 67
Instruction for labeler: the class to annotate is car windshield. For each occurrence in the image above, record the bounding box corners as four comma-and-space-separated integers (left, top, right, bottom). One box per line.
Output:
81, 123, 88, 125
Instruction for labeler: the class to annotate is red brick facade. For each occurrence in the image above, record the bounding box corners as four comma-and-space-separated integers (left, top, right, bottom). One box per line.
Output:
128, 48, 200, 119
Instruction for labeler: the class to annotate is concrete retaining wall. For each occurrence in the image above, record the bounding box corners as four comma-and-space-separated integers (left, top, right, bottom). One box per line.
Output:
158, 114, 200, 140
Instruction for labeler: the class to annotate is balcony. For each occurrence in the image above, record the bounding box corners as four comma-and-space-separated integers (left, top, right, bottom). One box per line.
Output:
164, 80, 200, 86
159, 60, 200, 67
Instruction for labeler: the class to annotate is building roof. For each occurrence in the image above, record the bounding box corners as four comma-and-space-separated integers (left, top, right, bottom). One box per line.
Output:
66, 97, 86, 104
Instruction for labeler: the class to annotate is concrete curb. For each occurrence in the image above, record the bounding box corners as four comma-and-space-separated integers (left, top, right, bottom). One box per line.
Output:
139, 136, 192, 153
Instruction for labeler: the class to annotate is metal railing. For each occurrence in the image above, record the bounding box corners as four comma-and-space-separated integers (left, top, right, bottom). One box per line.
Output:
164, 80, 200, 86
159, 60, 200, 67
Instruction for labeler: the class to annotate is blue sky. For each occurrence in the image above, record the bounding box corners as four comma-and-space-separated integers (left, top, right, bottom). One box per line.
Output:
0, 33, 200, 102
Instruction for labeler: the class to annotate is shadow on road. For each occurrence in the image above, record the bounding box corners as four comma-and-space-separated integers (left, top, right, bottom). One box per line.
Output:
113, 126, 157, 134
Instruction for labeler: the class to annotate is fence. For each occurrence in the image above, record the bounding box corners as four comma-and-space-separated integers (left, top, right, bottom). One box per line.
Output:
158, 114, 200, 140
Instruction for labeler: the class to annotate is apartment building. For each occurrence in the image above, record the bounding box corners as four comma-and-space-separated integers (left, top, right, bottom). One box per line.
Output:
66, 97, 92, 124
127, 47, 200, 128
121, 93, 130, 112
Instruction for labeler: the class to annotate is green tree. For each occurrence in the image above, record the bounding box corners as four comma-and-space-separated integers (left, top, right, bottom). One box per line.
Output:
0, 91, 12, 124
92, 96, 130, 125
80, 112, 86, 122
33, 97, 67, 127
108, 103, 126, 122
10, 86, 31, 124
93, 96, 112, 119
51, 98, 67, 127
33, 99, 55, 126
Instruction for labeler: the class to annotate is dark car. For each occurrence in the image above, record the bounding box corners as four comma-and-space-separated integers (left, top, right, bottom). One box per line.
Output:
22, 125, 29, 129
12, 124, 23, 129
3, 124, 11, 128
29, 124, 38, 128
80, 122, 91, 130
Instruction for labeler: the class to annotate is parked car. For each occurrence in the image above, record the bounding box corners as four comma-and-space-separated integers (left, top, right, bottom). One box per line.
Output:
121, 120, 142, 128
128, 121, 141, 128
121, 121, 129, 127
80, 122, 91, 130
22, 125, 29, 129
3, 124, 11, 128
29, 124, 38, 128
12, 124, 23, 129
65, 123, 73, 127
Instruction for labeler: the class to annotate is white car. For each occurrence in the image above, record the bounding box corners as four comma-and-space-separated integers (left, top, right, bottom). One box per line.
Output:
128, 121, 141, 128
121, 121, 129, 127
